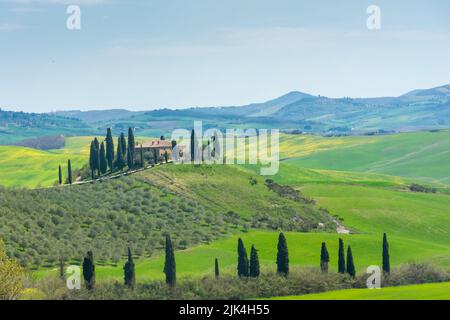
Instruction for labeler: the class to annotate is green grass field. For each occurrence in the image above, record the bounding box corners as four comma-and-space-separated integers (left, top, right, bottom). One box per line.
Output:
2, 131, 450, 300
279, 130, 450, 186
0, 137, 92, 188
268, 282, 450, 300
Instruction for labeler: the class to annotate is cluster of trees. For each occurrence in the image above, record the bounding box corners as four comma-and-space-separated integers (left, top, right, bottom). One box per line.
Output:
0, 176, 232, 267
58, 128, 173, 185
74, 232, 391, 291
88, 127, 137, 180
78, 247, 136, 290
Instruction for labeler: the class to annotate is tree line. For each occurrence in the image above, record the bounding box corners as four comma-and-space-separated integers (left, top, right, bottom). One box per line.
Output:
58, 127, 171, 185
74, 232, 390, 290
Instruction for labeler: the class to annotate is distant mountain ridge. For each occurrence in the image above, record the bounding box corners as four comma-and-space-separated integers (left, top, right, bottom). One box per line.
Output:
2, 84, 450, 144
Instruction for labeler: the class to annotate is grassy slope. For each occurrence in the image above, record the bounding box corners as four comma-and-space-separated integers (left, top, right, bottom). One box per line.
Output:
35, 165, 450, 282
281, 131, 450, 186
268, 282, 450, 300
6, 131, 448, 291
0, 137, 91, 188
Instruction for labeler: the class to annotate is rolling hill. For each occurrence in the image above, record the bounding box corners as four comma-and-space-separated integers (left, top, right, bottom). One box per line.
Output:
2, 84, 450, 144
278, 130, 450, 186
268, 282, 450, 300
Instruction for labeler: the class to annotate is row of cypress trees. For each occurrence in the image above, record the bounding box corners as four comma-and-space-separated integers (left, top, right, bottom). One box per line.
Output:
323, 233, 390, 278
58, 159, 72, 185
77, 232, 390, 290
89, 127, 136, 178
81, 247, 136, 290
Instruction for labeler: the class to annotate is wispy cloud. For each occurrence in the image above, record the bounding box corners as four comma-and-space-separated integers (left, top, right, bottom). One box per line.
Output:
0, 23, 23, 32
109, 26, 450, 58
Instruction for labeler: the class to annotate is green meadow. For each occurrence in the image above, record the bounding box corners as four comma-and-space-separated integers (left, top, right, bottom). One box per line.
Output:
2, 130, 450, 300
268, 282, 450, 300
0, 137, 91, 188
280, 130, 450, 186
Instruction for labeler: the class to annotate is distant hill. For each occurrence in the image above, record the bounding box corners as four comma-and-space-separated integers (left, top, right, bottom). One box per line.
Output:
2, 84, 450, 143
51, 109, 143, 124
100, 84, 450, 135
0, 109, 94, 144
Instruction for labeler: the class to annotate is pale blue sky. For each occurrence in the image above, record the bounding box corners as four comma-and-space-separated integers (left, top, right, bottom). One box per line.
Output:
1, 0, 450, 112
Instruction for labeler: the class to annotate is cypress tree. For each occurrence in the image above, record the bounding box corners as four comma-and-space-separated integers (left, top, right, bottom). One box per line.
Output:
382, 233, 390, 274
127, 145, 133, 170
116, 136, 126, 170
82, 251, 95, 290
99, 142, 107, 175
153, 148, 158, 165
190, 129, 198, 162
163, 235, 176, 286
164, 150, 169, 163
89, 141, 96, 179
106, 128, 115, 173
127, 127, 135, 168
58, 165, 62, 185
120, 132, 127, 158
320, 242, 330, 273
277, 232, 289, 276
338, 238, 345, 274
67, 159, 73, 184
237, 238, 249, 277
93, 137, 100, 176
215, 258, 220, 278
346, 246, 356, 278
140, 146, 144, 168
59, 258, 65, 279
124, 247, 135, 288
249, 245, 260, 278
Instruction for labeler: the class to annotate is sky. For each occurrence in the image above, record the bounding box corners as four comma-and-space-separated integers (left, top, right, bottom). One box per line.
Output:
1, 0, 450, 112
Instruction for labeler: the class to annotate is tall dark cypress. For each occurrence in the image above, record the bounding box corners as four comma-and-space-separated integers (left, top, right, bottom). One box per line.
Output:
127, 127, 135, 168
338, 238, 345, 274
89, 141, 96, 179
320, 242, 330, 273
249, 245, 260, 278
382, 233, 390, 274
140, 146, 144, 168
214, 258, 220, 278
346, 246, 356, 278
190, 129, 199, 163
58, 165, 62, 185
277, 232, 289, 276
120, 132, 127, 158
82, 251, 95, 290
67, 159, 73, 185
99, 142, 107, 175
153, 148, 158, 165
116, 136, 126, 170
106, 128, 115, 173
93, 137, 100, 176
59, 258, 65, 279
237, 238, 249, 277
127, 145, 133, 170
124, 247, 136, 288
164, 235, 176, 286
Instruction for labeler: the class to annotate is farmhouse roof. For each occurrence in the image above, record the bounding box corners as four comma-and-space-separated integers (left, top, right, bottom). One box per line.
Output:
136, 140, 172, 148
